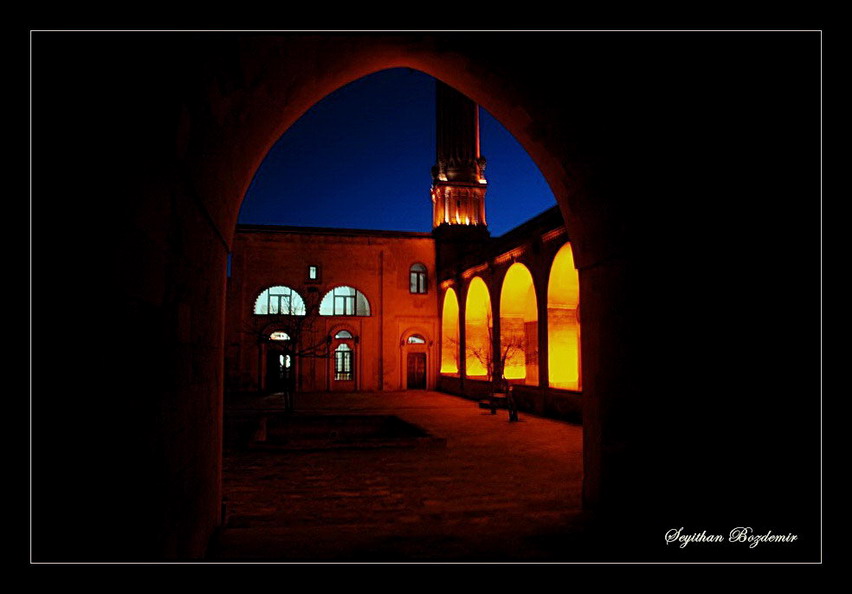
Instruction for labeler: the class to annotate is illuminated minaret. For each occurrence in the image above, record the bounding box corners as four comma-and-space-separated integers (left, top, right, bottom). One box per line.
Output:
430, 82, 489, 232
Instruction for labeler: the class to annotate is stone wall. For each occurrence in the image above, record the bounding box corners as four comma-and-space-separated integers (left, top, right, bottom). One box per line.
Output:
226, 227, 439, 393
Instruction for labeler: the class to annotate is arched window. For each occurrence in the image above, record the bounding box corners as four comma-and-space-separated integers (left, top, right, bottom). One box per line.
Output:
334, 343, 353, 381
319, 286, 371, 316
334, 330, 353, 339
407, 334, 426, 344
254, 286, 307, 315
409, 263, 428, 294
269, 331, 291, 341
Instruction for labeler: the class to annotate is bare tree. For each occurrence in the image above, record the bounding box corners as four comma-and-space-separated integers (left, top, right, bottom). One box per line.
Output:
452, 311, 536, 421
242, 288, 331, 411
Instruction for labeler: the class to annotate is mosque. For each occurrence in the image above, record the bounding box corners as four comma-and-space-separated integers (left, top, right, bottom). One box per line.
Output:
225, 81, 583, 420
31, 31, 820, 562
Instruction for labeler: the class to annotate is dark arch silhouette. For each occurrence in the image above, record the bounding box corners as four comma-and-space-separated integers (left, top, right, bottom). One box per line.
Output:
32, 31, 821, 562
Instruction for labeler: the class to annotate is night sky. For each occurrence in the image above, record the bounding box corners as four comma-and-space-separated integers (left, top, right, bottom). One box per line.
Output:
237, 68, 557, 237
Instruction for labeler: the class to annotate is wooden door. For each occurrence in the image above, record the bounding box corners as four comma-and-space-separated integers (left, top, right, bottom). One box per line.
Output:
407, 352, 427, 390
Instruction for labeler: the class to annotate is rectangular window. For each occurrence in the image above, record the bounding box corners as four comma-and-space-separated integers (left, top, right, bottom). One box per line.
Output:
334, 295, 355, 315
335, 350, 353, 380
306, 264, 321, 283
410, 271, 427, 294
268, 293, 291, 315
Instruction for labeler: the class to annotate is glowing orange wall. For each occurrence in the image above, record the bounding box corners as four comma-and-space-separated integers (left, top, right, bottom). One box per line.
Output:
227, 228, 438, 393
499, 263, 539, 384
441, 288, 460, 374
465, 276, 492, 378
547, 243, 581, 390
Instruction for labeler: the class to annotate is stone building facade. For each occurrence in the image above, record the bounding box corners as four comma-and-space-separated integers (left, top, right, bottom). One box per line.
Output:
225, 226, 439, 393
435, 206, 582, 421
225, 206, 583, 422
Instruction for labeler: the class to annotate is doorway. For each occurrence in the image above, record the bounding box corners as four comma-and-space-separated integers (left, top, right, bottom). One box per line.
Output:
266, 349, 293, 393
407, 352, 427, 390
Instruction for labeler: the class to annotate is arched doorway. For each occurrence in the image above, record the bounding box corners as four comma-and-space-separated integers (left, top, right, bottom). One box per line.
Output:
264, 330, 295, 393
34, 31, 823, 563
36, 34, 606, 562
440, 288, 460, 375
547, 243, 581, 391
329, 328, 357, 392
464, 276, 492, 380
499, 262, 539, 386
403, 333, 429, 390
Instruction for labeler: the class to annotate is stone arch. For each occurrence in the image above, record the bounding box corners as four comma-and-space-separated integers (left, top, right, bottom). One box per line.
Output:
440, 287, 460, 375
200, 50, 589, 260
547, 242, 581, 391
464, 276, 492, 379
252, 285, 307, 315
329, 322, 359, 340
35, 31, 824, 563
401, 327, 431, 345
319, 285, 371, 316
328, 322, 359, 391
37, 33, 614, 561
400, 327, 432, 390
499, 262, 539, 385
255, 320, 299, 393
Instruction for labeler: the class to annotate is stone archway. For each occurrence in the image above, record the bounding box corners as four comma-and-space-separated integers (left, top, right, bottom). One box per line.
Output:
31, 32, 618, 561
35, 31, 822, 562
440, 287, 461, 375
547, 243, 581, 391
499, 262, 539, 386
401, 332, 431, 390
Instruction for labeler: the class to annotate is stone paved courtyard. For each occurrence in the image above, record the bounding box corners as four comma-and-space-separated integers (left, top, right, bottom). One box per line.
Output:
211, 390, 586, 562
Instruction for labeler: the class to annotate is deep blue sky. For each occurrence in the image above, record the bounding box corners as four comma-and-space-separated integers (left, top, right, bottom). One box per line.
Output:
238, 68, 556, 237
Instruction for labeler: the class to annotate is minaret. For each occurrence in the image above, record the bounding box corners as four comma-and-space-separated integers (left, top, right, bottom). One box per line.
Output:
431, 82, 490, 269
431, 82, 488, 229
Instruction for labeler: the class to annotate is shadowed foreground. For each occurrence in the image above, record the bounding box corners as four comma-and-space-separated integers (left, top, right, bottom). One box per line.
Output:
211, 390, 585, 562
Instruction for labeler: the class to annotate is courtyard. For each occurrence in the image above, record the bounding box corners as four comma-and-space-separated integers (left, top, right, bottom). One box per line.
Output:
212, 390, 585, 562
